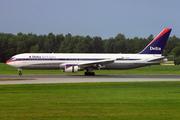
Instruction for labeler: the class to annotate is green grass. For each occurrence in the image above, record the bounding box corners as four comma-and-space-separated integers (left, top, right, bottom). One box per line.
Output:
0, 82, 180, 119
1, 63, 180, 75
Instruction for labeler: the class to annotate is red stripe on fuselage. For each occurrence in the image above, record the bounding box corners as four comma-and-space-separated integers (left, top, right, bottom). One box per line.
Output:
6, 60, 22, 64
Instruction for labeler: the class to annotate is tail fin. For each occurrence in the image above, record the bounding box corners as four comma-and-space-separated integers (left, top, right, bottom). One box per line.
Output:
139, 28, 172, 54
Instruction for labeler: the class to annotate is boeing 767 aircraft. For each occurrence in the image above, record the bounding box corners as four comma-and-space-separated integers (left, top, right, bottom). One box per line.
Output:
6, 28, 172, 76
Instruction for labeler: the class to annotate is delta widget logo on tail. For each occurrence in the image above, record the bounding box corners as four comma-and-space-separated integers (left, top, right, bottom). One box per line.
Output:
150, 46, 161, 51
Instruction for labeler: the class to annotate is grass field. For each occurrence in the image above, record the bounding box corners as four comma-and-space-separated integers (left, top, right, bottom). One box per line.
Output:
0, 82, 180, 120
1, 63, 180, 75
1, 63, 180, 119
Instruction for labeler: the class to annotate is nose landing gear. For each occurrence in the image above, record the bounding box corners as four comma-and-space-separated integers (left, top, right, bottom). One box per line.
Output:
18, 68, 22, 76
19, 72, 22, 76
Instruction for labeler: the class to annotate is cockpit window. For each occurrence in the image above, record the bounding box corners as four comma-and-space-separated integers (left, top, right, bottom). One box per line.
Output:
11, 57, 16, 60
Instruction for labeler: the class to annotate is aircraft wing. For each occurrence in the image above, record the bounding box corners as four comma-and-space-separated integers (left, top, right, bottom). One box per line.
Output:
78, 58, 116, 68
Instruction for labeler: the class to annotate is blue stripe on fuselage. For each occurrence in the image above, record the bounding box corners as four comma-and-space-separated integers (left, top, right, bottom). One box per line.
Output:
9, 58, 141, 62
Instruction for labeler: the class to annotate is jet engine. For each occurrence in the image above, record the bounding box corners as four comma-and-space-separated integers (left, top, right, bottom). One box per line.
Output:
63, 64, 78, 73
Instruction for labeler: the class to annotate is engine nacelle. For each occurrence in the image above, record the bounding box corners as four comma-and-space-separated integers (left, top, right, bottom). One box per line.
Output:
64, 64, 78, 73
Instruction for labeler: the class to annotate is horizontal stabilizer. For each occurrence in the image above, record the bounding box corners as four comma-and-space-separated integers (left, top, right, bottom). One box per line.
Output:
147, 55, 173, 62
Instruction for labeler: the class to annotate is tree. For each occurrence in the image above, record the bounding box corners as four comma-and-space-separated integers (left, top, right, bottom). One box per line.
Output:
85, 35, 94, 53
174, 56, 180, 65
126, 38, 137, 53
30, 44, 39, 53
43, 33, 55, 53
105, 37, 115, 53
115, 33, 127, 53
7, 35, 17, 59
55, 34, 64, 52
73, 36, 89, 53
37, 35, 46, 53
171, 46, 180, 57
147, 34, 153, 41
138, 38, 149, 52
16, 34, 28, 54
27, 33, 38, 52
103, 39, 108, 53
165, 35, 179, 55
0, 31, 180, 63
0, 33, 8, 62
59, 33, 73, 53
93, 37, 103, 53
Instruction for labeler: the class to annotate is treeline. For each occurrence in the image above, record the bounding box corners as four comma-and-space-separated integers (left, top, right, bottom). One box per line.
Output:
0, 32, 180, 64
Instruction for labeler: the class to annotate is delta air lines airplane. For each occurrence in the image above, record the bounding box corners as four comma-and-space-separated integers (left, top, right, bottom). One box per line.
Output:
6, 28, 172, 76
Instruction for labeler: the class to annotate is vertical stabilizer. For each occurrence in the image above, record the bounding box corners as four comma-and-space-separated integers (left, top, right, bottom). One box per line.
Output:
139, 28, 172, 54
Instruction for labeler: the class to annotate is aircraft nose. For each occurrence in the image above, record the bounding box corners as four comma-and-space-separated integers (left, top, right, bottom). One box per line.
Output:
6, 59, 16, 68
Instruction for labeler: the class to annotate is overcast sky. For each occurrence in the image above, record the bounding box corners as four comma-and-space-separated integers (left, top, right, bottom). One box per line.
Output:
1, 0, 179, 39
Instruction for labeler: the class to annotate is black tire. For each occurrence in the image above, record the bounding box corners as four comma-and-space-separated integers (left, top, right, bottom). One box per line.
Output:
19, 73, 22, 76
84, 72, 95, 76
92, 72, 95, 76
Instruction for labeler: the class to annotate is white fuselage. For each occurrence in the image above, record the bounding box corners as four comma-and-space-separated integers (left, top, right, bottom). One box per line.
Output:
6, 53, 167, 70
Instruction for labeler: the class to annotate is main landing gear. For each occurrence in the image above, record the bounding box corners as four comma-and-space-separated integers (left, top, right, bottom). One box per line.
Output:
84, 68, 95, 76
18, 68, 22, 76
84, 72, 95, 76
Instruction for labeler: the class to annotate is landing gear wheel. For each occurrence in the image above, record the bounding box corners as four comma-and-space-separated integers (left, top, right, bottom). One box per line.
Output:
18, 68, 22, 76
92, 72, 95, 76
84, 72, 95, 76
19, 72, 22, 76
